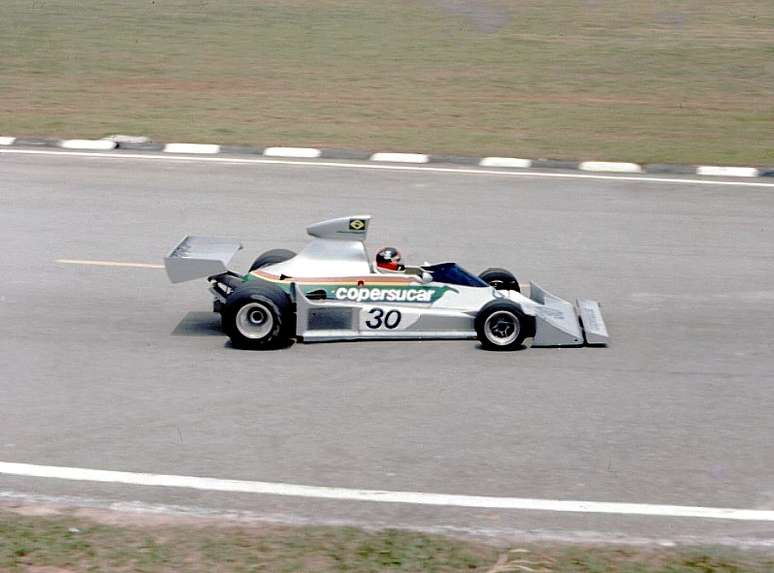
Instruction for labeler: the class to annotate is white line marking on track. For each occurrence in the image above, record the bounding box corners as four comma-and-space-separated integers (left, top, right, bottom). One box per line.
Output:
1, 461, 773, 521
3, 148, 774, 188
56, 259, 164, 269
4, 491, 773, 548
3, 491, 773, 547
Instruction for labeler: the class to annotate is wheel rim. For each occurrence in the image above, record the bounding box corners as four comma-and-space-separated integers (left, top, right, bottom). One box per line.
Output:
235, 302, 274, 339
484, 310, 520, 346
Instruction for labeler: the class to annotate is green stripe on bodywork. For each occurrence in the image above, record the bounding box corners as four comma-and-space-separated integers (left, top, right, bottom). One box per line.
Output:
243, 274, 452, 302
306, 284, 451, 303
243, 273, 293, 293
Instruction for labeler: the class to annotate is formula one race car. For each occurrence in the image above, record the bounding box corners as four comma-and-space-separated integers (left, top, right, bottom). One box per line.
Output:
164, 215, 608, 351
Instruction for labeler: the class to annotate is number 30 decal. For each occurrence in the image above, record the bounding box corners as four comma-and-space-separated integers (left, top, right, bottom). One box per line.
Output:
365, 308, 402, 329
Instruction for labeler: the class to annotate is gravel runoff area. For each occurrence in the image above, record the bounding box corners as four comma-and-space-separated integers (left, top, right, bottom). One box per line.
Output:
1, 0, 773, 165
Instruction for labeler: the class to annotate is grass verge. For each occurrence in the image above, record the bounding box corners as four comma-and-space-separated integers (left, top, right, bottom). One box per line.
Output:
0, 0, 773, 164
1, 508, 773, 572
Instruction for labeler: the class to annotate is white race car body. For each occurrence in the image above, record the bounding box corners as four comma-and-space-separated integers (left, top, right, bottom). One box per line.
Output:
164, 215, 608, 348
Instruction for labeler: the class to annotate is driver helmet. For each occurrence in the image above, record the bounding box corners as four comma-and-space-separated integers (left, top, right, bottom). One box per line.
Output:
376, 247, 403, 271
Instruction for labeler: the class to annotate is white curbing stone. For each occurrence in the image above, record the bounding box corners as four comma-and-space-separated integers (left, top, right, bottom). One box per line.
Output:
263, 147, 322, 158
697, 166, 760, 178
580, 161, 643, 173
370, 152, 429, 164
59, 139, 117, 151
163, 143, 221, 154
4, 150, 774, 188
4, 135, 769, 180
102, 134, 151, 144
479, 157, 532, 168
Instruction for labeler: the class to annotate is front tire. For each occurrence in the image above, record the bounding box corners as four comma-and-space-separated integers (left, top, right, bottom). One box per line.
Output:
222, 283, 293, 349
249, 248, 296, 272
475, 300, 532, 351
479, 267, 520, 293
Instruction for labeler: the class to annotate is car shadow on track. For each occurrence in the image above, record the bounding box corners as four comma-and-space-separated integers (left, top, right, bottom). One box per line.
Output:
170, 311, 222, 337
473, 343, 528, 352
171, 311, 297, 350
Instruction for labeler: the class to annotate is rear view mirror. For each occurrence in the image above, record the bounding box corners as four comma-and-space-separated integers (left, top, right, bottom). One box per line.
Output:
420, 271, 433, 284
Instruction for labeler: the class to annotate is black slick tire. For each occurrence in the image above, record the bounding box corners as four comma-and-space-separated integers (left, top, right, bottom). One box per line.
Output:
479, 267, 520, 293
475, 300, 533, 351
221, 282, 293, 350
249, 249, 296, 272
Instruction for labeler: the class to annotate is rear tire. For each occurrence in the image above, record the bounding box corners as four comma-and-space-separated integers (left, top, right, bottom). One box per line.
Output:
249, 249, 296, 272
475, 300, 532, 351
479, 267, 520, 293
222, 283, 293, 349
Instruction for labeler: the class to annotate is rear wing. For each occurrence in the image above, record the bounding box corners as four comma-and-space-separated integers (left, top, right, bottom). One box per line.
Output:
164, 235, 242, 283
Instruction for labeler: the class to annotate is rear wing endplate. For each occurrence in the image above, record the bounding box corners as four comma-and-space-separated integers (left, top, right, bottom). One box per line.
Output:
164, 235, 242, 283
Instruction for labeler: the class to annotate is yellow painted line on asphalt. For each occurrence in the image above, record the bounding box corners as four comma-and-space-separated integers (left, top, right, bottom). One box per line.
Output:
55, 259, 534, 289
56, 259, 165, 269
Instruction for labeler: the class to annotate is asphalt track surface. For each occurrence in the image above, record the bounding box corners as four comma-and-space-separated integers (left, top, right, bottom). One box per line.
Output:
1, 149, 773, 544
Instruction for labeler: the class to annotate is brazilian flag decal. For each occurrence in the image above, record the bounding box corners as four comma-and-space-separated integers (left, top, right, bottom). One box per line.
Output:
348, 218, 367, 232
